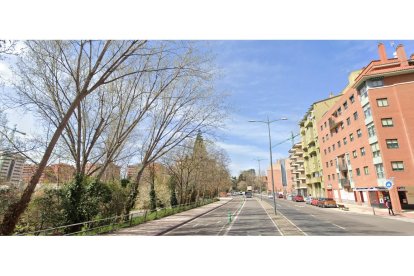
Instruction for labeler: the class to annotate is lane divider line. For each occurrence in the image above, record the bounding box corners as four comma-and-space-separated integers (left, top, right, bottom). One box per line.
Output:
216, 198, 245, 236
257, 199, 283, 236
223, 198, 246, 236
262, 199, 308, 236
332, 223, 346, 230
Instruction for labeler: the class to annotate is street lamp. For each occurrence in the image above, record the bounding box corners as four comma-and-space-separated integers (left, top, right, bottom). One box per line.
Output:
248, 116, 288, 215
254, 158, 265, 201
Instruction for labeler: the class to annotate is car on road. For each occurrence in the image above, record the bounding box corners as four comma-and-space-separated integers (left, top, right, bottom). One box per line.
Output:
311, 198, 320, 206
245, 191, 252, 198
268, 193, 274, 199
278, 194, 284, 198
305, 196, 313, 204
318, 198, 337, 208
293, 195, 305, 202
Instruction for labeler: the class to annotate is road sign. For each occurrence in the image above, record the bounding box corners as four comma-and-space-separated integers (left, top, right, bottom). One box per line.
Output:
385, 180, 393, 189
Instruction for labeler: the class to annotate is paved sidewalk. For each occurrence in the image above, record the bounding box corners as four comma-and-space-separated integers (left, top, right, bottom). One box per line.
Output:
330, 201, 414, 223
105, 198, 233, 236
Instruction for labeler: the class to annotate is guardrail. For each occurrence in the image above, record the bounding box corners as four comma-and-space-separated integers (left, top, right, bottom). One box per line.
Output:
15, 199, 217, 236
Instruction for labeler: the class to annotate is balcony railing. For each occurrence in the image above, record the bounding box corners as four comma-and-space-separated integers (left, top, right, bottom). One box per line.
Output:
339, 178, 350, 187
337, 163, 348, 171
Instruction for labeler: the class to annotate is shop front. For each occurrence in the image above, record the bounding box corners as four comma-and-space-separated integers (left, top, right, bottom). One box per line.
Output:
353, 187, 389, 208
397, 186, 414, 210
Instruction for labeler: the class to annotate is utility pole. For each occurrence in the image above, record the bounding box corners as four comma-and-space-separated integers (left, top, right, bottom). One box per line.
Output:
254, 158, 265, 200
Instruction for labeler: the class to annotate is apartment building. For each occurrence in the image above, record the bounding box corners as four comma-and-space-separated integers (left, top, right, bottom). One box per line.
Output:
22, 163, 76, 185
0, 151, 25, 186
299, 94, 342, 198
288, 143, 307, 196
318, 43, 414, 212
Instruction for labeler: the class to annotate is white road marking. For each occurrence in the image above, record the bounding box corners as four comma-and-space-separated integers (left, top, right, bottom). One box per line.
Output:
258, 199, 283, 236
223, 199, 246, 236
216, 221, 221, 224
192, 223, 199, 228
276, 209, 308, 236
295, 205, 304, 208
332, 223, 346, 230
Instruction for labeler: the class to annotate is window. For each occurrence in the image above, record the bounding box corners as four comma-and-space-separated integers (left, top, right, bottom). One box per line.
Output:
353, 111, 359, 120
370, 79, 384, 87
328, 147, 331, 153
332, 174, 335, 180
352, 150, 357, 158
322, 137, 325, 143
391, 161, 404, 171
350, 94, 355, 103
332, 144, 335, 151
375, 164, 384, 178
337, 107, 342, 116
359, 84, 368, 99
357, 129, 362, 138
337, 141, 341, 148
360, 147, 366, 156
324, 149, 327, 155
324, 121, 327, 128
356, 168, 361, 176
343, 137, 347, 145
381, 118, 394, 127
340, 122, 344, 130
377, 98, 388, 107
326, 134, 329, 141
328, 175, 331, 180
343, 101, 348, 110
330, 160, 333, 166
367, 123, 376, 138
326, 162, 329, 168
363, 106, 372, 119
364, 166, 369, 175
349, 133, 354, 142
371, 142, 381, 158
346, 117, 351, 126
386, 139, 399, 149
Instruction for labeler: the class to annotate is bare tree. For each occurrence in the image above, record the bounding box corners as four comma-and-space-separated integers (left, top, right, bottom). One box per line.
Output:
123, 45, 226, 215
0, 40, 151, 235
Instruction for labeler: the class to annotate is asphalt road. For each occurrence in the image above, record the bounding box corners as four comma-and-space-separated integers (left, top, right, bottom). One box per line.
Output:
164, 196, 280, 236
261, 196, 414, 235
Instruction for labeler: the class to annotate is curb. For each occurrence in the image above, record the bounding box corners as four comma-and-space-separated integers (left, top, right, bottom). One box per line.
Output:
155, 198, 234, 236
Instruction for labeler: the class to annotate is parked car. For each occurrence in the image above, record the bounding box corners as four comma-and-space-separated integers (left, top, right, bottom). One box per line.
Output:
278, 194, 284, 198
318, 198, 337, 208
305, 196, 313, 204
268, 193, 274, 199
311, 197, 320, 206
286, 194, 293, 201
294, 195, 305, 202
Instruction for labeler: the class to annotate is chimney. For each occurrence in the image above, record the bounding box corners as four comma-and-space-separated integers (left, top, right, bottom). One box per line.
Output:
396, 44, 409, 66
378, 43, 387, 62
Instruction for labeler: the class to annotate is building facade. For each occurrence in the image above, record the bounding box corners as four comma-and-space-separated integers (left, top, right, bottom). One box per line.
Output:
288, 143, 306, 196
318, 43, 414, 212
299, 94, 342, 198
0, 151, 25, 187
267, 158, 292, 195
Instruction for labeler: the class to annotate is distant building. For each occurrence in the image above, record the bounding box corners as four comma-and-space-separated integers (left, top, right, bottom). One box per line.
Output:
86, 162, 121, 182
288, 143, 307, 196
22, 163, 75, 186
266, 159, 291, 194
0, 151, 25, 186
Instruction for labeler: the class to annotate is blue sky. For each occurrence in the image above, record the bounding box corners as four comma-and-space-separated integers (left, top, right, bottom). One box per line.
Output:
2, 40, 414, 176
210, 40, 414, 176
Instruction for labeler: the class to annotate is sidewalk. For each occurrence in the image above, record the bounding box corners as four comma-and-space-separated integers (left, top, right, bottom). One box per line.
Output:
331, 201, 414, 222
105, 198, 233, 236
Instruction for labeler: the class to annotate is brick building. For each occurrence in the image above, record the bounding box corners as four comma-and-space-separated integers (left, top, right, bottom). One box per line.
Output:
318, 43, 414, 213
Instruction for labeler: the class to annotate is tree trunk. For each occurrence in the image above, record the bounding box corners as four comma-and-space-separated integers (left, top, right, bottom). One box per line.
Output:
0, 95, 84, 235
123, 168, 145, 216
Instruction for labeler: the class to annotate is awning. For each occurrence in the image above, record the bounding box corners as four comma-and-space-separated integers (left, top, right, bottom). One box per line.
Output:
353, 187, 389, 192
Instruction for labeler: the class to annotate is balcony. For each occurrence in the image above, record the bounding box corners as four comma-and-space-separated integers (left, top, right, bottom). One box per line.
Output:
338, 163, 348, 171
339, 178, 350, 188
311, 176, 322, 184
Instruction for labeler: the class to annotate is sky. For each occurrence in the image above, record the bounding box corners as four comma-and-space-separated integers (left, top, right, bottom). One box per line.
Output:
2, 40, 414, 177
210, 40, 414, 176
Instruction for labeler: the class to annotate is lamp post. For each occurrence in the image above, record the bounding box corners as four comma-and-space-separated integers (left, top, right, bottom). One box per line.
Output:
254, 158, 265, 201
249, 116, 287, 215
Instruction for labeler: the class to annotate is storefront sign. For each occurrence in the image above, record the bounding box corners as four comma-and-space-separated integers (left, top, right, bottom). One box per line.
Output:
353, 187, 389, 192
397, 186, 406, 191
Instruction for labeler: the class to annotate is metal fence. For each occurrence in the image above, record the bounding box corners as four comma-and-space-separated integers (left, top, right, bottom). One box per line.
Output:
16, 199, 217, 236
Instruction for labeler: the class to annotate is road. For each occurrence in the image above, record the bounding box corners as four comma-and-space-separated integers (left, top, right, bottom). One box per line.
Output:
164, 195, 414, 236
261, 196, 414, 235
164, 196, 280, 236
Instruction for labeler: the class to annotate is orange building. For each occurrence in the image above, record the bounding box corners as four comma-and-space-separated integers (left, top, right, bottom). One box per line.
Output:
266, 159, 292, 195
22, 163, 75, 185
86, 162, 121, 182
318, 43, 414, 213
